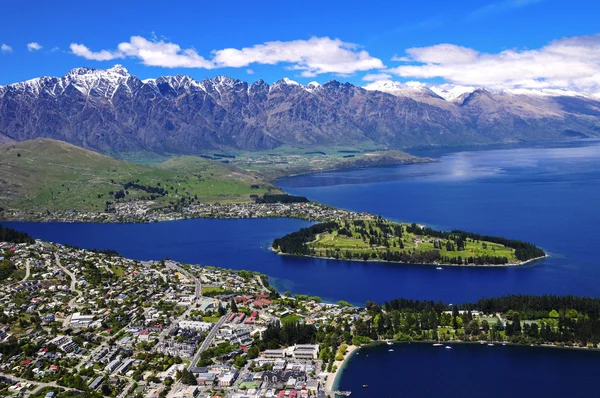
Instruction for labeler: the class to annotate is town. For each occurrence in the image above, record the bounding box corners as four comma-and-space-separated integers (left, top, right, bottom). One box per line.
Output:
0, 236, 363, 398
2, 228, 599, 398
0, 202, 374, 225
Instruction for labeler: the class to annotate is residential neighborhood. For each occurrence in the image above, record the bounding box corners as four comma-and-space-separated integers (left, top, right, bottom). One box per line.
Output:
0, 237, 364, 397
0, 202, 374, 225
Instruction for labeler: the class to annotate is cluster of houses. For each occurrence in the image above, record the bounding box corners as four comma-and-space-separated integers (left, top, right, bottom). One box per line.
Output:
2, 201, 375, 224
0, 237, 367, 397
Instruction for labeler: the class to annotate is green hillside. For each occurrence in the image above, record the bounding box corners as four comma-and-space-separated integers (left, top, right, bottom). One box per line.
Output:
0, 139, 274, 213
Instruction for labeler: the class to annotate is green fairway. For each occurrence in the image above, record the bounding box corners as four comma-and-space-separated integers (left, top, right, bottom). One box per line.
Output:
306, 220, 518, 263
273, 219, 546, 265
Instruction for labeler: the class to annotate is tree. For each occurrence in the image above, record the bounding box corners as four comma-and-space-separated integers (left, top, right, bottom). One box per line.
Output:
180, 369, 197, 385
481, 320, 490, 333
247, 345, 259, 359
234, 355, 247, 369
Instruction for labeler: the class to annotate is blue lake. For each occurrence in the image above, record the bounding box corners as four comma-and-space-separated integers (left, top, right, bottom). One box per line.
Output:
4, 138, 600, 396
4, 139, 600, 305
336, 343, 600, 397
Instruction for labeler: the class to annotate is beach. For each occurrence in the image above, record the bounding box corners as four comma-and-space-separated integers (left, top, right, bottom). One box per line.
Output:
325, 344, 360, 393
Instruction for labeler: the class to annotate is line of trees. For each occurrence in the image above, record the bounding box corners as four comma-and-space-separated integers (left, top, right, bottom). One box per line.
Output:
256, 194, 309, 204
358, 295, 600, 347
415, 226, 545, 261
272, 222, 337, 255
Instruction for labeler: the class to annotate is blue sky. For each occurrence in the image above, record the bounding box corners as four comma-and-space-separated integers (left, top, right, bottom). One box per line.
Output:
1, 0, 600, 93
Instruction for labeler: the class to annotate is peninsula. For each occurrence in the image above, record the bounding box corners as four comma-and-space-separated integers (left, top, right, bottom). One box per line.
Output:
272, 218, 546, 266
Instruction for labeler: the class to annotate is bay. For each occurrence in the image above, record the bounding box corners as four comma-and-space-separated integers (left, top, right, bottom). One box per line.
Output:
335, 343, 600, 397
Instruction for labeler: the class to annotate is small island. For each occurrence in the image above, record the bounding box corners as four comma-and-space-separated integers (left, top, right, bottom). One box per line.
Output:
272, 218, 546, 266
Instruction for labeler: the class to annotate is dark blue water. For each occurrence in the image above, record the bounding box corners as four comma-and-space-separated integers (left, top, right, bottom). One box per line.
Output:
337, 343, 600, 397
4, 139, 600, 305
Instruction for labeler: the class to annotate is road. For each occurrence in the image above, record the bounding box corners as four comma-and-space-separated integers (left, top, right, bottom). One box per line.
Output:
54, 253, 85, 327
21, 260, 31, 282
188, 311, 231, 370
166, 261, 202, 299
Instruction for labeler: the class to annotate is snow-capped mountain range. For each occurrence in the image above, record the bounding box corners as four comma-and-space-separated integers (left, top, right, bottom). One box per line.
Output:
1, 65, 599, 153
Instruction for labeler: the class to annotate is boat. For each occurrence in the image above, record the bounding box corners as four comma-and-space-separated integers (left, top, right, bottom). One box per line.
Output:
445, 346, 452, 349
436, 267, 443, 270
363, 385, 368, 388
387, 341, 393, 346
488, 343, 495, 346
433, 343, 443, 346
388, 349, 394, 352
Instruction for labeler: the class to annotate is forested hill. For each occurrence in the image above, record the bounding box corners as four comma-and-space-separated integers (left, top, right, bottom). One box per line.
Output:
272, 219, 545, 266
0, 224, 34, 244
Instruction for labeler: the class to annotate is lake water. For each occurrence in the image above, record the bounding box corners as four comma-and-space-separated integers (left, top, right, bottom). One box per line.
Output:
4, 138, 600, 395
4, 139, 600, 305
335, 343, 600, 397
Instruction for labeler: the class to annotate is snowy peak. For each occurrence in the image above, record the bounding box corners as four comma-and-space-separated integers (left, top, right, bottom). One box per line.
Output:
364, 80, 442, 99
107, 64, 129, 76
430, 85, 477, 101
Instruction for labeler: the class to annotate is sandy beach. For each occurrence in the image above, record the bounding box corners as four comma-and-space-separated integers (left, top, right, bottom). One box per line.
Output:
325, 344, 359, 393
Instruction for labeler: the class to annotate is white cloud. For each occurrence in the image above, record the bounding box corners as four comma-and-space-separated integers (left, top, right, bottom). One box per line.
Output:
70, 36, 383, 76
404, 44, 479, 64
27, 42, 42, 51
246, 69, 254, 75
1, 43, 12, 53
212, 37, 384, 77
388, 34, 600, 94
71, 37, 212, 68
362, 73, 392, 82
116, 36, 214, 68
70, 43, 122, 61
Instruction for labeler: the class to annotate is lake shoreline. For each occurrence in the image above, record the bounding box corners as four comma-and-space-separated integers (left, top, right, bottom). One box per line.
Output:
272, 248, 549, 268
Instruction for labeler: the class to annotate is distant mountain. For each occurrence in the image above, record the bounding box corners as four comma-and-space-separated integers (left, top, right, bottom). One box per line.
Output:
1, 65, 599, 154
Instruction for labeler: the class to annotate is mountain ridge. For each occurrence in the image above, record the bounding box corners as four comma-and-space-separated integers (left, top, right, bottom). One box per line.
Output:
1, 65, 600, 154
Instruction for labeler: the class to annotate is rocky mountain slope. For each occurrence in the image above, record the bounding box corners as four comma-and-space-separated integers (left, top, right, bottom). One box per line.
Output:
1, 65, 599, 154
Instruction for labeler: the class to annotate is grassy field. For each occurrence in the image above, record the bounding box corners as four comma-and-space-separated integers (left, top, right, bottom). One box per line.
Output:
201, 286, 227, 295
226, 146, 430, 181
281, 315, 303, 324
307, 220, 519, 264
0, 139, 277, 213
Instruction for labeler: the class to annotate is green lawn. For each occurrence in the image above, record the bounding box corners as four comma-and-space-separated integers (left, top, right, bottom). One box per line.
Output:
306, 220, 519, 264
281, 315, 303, 324
201, 286, 226, 295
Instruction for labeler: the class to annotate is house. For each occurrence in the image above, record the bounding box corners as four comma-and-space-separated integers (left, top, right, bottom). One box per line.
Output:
218, 371, 238, 387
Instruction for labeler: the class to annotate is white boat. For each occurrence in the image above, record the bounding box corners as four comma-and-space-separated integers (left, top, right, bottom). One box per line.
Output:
445, 346, 452, 349
487, 343, 495, 346
388, 349, 394, 352
387, 341, 393, 346
433, 343, 443, 346
436, 267, 443, 270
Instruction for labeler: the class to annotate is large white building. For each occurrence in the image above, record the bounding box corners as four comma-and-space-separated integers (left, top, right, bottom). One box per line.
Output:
178, 320, 212, 332
293, 344, 319, 360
